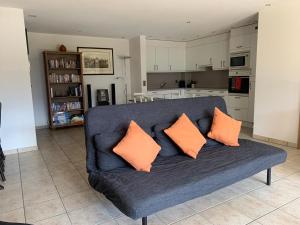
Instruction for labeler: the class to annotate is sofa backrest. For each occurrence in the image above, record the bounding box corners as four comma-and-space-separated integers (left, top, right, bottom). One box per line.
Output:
85, 96, 226, 173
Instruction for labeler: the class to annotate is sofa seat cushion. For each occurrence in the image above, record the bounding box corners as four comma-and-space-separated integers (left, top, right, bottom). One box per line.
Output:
89, 139, 287, 219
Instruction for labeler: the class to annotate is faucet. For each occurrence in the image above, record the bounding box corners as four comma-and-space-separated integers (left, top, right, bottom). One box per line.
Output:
160, 82, 167, 88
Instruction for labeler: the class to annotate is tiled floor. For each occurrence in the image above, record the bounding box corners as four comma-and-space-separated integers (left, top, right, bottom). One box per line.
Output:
1, 127, 300, 225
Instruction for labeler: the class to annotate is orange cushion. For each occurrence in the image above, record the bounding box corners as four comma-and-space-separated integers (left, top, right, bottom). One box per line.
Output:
207, 107, 242, 146
164, 113, 207, 159
113, 120, 161, 172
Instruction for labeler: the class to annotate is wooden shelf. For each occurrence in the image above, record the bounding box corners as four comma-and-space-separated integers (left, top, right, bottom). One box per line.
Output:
50, 82, 81, 85
43, 51, 85, 129
52, 96, 83, 99
53, 109, 84, 113
49, 68, 81, 70
52, 122, 84, 128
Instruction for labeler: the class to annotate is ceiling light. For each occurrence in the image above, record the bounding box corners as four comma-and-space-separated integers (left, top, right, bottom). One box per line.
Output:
186, 21, 191, 24
265, 3, 271, 6
28, 14, 37, 18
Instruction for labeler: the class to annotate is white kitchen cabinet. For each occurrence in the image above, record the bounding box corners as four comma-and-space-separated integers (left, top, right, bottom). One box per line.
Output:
147, 45, 156, 72
155, 47, 169, 72
228, 96, 249, 108
250, 32, 258, 75
212, 40, 229, 70
227, 108, 248, 121
147, 45, 185, 72
169, 47, 185, 72
186, 46, 199, 71
229, 34, 251, 53
197, 44, 213, 67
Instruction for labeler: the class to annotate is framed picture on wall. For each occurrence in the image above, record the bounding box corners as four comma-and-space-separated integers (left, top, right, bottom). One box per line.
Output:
77, 47, 114, 75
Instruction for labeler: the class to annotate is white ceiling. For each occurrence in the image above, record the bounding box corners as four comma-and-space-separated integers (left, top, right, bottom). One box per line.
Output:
0, 0, 278, 41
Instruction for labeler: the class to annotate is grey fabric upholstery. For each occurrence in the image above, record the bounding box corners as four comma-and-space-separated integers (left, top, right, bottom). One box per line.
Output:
94, 131, 128, 171
85, 97, 287, 219
153, 122, 181, 156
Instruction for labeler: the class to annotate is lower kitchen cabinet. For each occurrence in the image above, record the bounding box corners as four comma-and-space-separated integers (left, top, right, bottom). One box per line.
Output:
227, 107, 248, 121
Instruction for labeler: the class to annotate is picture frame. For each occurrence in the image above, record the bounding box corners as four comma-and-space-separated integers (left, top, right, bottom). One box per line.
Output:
77, 47, 114, 75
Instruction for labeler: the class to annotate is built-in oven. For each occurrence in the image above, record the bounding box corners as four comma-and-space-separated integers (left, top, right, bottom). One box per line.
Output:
228, 76, 249, 94
230, 51, 250, 70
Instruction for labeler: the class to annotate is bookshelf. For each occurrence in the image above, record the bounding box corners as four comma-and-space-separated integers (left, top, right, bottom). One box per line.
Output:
43, 51, 85, 128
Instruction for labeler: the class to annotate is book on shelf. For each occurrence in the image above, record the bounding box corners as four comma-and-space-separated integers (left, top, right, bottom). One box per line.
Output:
48, 58, 78, 69
51, 101, 82, 112
49, 73, 80, 83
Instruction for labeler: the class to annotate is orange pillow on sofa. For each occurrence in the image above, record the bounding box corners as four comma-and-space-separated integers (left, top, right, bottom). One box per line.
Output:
164, 113, 206, 159
207, 107, 242, 146
113, 120, 161, 172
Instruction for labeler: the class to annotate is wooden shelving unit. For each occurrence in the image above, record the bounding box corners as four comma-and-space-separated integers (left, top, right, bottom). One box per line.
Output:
43, 51, 85, 128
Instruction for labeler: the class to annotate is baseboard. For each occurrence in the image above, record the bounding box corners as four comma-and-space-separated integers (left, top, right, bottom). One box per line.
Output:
3, 145, 38, 155
253, 134, 298, 149
18, 146, 38, 153
36, 125, 48, 129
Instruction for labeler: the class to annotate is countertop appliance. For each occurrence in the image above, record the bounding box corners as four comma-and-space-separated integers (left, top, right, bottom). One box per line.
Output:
228, 76, 249, 94
230, 51, 250, 70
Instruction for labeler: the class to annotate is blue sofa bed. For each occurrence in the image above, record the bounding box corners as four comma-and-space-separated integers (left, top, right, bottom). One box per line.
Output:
85, 97, 287, 225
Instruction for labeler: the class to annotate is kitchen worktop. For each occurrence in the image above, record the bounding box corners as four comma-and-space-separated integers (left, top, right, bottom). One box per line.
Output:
148, 87, 228, 92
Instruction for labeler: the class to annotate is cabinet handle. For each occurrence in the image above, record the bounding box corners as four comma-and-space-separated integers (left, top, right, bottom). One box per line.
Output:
210, 57, 212, 65
170, 65, 172, 71
236, 45, 243, 48
156, 65, 158, 71
220, 61, 222, 67
234, 109, 241, 111
234, 96, 240, 99
195, 64, 198, 70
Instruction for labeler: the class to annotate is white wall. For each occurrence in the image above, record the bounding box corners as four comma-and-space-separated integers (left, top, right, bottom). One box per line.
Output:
0, 7, 37, 152
28, 32, 131, 127
254, 0, 300, 144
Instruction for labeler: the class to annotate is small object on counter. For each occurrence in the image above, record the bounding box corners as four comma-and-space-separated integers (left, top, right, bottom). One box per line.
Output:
178, 80, 185, 88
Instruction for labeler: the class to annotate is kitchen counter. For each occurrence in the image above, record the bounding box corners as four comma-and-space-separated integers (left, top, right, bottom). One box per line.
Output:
148, 87, 228, 92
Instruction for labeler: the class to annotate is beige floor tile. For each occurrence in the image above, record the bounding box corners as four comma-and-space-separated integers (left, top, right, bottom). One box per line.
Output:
48, 162, 78, 178
0, 172, 21, 186
25, 198, 66, 223
185, 193, 223, 212
23, 183, 59, 206
68, 203, 114, 225
0, 208, 25, 223
116, 215, 164, 225
281, 198, 300, 219
247, 222, 263, 225
226, 195, 275, 219
62, 190, 100, 212
257, 209, 300, 225
0, 183, 23, 213
172, 213, 213, 225
247, 179, 300, 208
156, 203, 196, 224
34, 213, 71, 225
53, 173, 90, 197
229, 177, 265, 193
200, 203, 252, 225
21, 169, 53, 185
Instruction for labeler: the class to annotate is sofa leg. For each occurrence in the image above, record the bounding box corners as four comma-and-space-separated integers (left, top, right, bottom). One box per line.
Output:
142, 217, 147, 225
267, 168, 271, 185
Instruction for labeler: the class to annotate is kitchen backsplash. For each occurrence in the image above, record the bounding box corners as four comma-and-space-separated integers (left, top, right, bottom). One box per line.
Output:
147, 72, 185, 90
147, 70, 228, 90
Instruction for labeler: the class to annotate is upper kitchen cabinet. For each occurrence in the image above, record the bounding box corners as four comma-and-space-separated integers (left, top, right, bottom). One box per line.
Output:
155, 47, 169, 72
147, 45, 156, 72
212, 39, 229, 70
186, 33, 229, 71
168, 47, 185, 72
230, 24, 257, 53
146, 40, 186, 73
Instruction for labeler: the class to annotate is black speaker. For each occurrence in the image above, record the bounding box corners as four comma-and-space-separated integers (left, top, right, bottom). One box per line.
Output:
87, 84, 92, 108
111, 84, 116, 105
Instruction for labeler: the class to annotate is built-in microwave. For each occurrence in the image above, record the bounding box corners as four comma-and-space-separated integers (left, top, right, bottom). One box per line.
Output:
230, 52, 250, 70
228, 76, 249, 94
